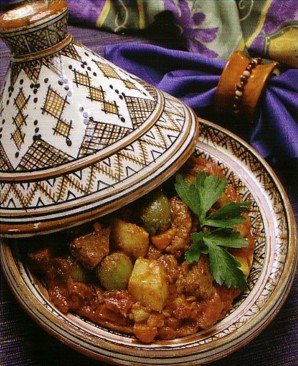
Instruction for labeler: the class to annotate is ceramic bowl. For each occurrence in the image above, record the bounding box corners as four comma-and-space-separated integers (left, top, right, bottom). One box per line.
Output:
1, 119, 296, 365
0, 0, 198, 237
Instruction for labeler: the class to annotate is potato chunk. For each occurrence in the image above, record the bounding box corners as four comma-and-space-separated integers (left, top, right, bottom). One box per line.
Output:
69, 223, 110, 269
111, 218, 149, 258
128, 258, 168, 312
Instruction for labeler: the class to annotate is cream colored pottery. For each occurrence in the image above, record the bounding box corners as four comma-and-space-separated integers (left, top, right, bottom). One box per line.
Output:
1, 119, 296, 365
0, 0, 198, 237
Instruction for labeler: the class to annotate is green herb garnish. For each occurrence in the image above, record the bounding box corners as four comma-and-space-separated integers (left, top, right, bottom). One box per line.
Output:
175, 171, 251, 290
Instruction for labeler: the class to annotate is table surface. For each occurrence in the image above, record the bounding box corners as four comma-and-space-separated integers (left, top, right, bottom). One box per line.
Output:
0, 24, 297, 366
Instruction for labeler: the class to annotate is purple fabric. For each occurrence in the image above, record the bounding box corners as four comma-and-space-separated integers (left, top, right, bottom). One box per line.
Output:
105, 43, 298, 165
252, 70, 298, 164
67, 0, 105, 26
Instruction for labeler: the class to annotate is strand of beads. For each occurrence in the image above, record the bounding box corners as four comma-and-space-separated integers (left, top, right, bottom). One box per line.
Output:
232, 56, 262, 115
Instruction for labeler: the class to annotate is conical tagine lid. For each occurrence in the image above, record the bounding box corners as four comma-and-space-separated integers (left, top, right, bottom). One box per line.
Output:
0, 0, 199, 237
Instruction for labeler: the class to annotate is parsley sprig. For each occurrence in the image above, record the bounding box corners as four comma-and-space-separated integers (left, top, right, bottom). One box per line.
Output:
175, 171, 251, 290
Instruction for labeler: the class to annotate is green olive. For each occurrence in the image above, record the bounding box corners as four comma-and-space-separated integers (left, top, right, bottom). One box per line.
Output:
96, 252, 133, 291
140, 190, 171, 235
70, 259, 92, 283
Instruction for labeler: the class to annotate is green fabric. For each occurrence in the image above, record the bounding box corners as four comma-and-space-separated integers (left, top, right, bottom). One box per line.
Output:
98, 0, 164, 31
73, 0, 297, 67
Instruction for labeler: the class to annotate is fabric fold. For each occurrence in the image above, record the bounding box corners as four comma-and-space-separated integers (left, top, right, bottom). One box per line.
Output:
105, 43, 298, 166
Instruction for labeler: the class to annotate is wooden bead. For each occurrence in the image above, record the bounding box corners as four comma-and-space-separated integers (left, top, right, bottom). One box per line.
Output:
240, 75, 248, 83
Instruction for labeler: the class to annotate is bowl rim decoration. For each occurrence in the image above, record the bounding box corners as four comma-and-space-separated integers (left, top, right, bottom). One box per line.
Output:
1, 119, 296, 366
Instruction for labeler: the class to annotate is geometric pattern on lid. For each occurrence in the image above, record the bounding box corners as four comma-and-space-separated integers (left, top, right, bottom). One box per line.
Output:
0, 142, 13, 171
0, 91, 190, 212
0, 42, 159, 173
11, 88, 29, 151
18, 138, 73, 171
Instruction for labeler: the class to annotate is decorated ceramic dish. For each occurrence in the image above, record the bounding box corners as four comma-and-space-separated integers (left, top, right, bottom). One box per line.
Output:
0, 0, 198, 237
1, 119, 296, 365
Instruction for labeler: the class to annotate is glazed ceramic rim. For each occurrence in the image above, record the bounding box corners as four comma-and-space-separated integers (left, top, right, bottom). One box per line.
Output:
1, 119, 297, 365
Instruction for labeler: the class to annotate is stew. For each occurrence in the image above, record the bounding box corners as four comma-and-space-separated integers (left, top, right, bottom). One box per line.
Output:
26, 156, 254, 343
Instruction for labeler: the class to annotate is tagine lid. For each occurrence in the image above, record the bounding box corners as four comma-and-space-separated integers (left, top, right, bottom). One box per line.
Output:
0, 0, 199, 238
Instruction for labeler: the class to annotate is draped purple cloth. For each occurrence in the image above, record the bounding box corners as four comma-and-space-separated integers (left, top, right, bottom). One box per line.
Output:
105, 44, 298, 167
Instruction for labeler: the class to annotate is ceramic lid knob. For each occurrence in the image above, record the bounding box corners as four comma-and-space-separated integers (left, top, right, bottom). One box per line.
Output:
0, 0, 68, 57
